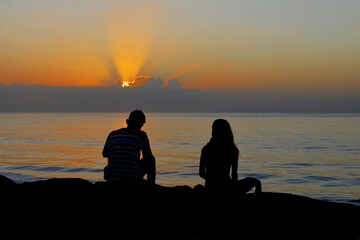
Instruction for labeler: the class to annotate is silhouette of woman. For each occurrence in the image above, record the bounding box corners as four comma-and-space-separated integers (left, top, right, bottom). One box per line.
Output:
199, 119, 262, 194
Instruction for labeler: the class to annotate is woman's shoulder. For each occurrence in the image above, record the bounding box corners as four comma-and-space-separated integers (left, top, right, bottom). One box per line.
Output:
203, 142, 239, 151
201, 144, 210, 152
234, 145, 239, 152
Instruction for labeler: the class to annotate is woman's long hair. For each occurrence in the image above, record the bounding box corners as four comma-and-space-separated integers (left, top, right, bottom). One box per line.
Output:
208, 119, 238, 161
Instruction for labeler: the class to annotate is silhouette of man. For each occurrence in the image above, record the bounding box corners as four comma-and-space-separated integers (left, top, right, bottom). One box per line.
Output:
102, 110, 156, 184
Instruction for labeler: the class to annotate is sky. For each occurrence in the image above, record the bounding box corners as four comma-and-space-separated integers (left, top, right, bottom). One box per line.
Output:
1, 0, 360, 91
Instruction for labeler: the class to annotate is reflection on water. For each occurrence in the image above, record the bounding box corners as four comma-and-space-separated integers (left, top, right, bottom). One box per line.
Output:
0, 113, 360, 203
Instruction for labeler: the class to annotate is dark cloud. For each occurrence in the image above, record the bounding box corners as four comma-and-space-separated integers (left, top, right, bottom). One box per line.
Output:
0, 84, 359, 113
164, 80, 182, 89
140, 78, 164, 88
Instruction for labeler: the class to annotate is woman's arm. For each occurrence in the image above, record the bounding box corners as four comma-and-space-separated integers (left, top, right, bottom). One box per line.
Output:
231, 150, 239, 181
199, 147, 208, 179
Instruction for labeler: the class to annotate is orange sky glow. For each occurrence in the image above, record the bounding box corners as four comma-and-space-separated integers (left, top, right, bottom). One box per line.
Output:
0, 1, 359, 91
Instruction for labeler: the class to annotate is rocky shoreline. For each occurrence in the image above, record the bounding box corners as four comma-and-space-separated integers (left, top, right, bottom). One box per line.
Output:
1, 175, 359, 239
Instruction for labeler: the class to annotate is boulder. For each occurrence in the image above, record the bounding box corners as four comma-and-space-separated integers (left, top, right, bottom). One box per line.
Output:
0, 175, 16, 186
21, 177, 93, 186
0, 176, 359, 239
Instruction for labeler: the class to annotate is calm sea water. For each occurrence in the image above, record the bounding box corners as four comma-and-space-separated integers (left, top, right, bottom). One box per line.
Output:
1, 113, 359, 204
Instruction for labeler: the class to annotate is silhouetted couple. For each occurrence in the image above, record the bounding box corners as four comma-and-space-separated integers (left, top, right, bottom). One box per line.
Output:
102, 110, 261, 194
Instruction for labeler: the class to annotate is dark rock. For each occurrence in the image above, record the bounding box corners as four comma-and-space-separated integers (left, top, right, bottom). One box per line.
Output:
0, 176, 359, 239
193, 184, 206, 192
21, 177, 93, 186
0, 175, 16, 186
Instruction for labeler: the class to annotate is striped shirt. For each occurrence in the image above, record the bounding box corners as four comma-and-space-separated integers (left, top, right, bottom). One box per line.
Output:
102, 128, 152, 182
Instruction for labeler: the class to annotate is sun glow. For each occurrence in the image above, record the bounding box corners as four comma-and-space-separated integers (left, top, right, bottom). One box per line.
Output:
121, 79, 136, 88
118, 75, 156, 88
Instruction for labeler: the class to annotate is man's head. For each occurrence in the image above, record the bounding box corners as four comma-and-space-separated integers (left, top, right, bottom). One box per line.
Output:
126, 110, 146, 130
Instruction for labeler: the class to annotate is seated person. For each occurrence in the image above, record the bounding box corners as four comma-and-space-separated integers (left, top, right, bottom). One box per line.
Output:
199, 119, 261, 194
102, 110, 155, 184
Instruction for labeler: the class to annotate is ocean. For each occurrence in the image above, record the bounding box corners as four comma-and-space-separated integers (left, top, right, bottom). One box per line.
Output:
1, 112, 359, 205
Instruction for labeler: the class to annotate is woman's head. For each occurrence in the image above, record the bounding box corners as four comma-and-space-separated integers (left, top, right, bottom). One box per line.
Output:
211, 119, 234, 144
208, 119, 238, 161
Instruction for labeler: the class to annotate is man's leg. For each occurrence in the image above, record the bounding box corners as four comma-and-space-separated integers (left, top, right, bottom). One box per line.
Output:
141, 156, 156, 184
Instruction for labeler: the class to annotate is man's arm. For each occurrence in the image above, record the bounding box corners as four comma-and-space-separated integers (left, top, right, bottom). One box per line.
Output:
141, 134, 156, 184
144, 154, 156, 184
102, 133, 112, 158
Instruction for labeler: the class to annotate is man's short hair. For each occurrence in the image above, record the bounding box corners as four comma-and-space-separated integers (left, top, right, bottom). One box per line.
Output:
128, 110, 146, 125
